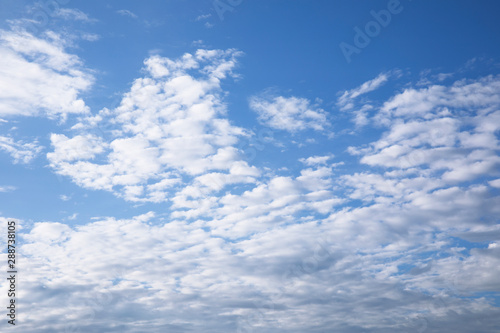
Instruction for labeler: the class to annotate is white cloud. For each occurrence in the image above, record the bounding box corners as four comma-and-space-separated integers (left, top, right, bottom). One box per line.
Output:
299, 154, 335, 166
377, 75, 500, 124
0, 135, 42, 163
0, 185, 16, 192
47, 134, 107, 164
352, 76, 500, 190
0, 29, 94, 120
178, 166, 344, 238
8, 171, 500, 332
351, 104, 373, 127
81, 33, 100, 41
196, 13, 212, 21
3, 40, 498, 332
48, 49, 256, 202
117, 9, 138, 19
337, 72, 391, 111
489, 178, 500, 188
54, 8, 96, 22
60, 194, 71, 201
249, 95, 329, 132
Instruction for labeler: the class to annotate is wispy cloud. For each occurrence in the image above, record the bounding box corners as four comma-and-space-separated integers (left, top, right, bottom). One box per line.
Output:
196, 13, 212, 21
0, 185, 16, 192
0, 136, 42, 164
59, 194, 72, 201
337, 71, 392, 111
117, 9, 138, 19
67, 213, 78, 220
54, 8, 97, 23
81, 32, 100, 41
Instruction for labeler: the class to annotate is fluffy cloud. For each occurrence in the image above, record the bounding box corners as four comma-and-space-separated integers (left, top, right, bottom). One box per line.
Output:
172, 166, 344, 238
48, 49, 260, 202
352, 75, 500, 189
47, 134, 107, 164
7, 169, 500, 332
0, 185, 16, 192
249, 95, 329, 132
377, 75, 500, 124
0, 28, 93, 120
299, 154, 335, 166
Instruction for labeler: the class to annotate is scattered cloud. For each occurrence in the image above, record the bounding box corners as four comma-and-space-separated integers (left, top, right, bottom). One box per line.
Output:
117, 9, 138, 19
377, 75, 500, 124
1, 68, 499, 331
192, 39, 206, 47
249, 95, 329, 132
81, 32, 100, 41
0, 185, 16, 192
67, 213, 78, 220
196, 13, 212, 21
0, 29, 94, 120
59, 194, 72, 201
348, 76, 500, 196
337, 72, 392, 111
0, 6, 498, 330
0, 136, 42, 164
351, 104, 373, 127
48, 49, 258, 202
54, 8, 97, 23
299, 154, 335, 166
9, 156, 500, 331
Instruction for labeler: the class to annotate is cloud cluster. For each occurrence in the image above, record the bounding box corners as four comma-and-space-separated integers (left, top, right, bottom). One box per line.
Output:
249, 95, 329, 132
48, 49, 260, 202
0, 29, 94, 120
7, 169, 500, 332
0, 135, 42, 164
355, 75, 500, 187
337, 71, 402, 127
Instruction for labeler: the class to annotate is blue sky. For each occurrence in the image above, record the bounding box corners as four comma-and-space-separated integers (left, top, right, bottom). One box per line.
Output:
1, 0, 500, 332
